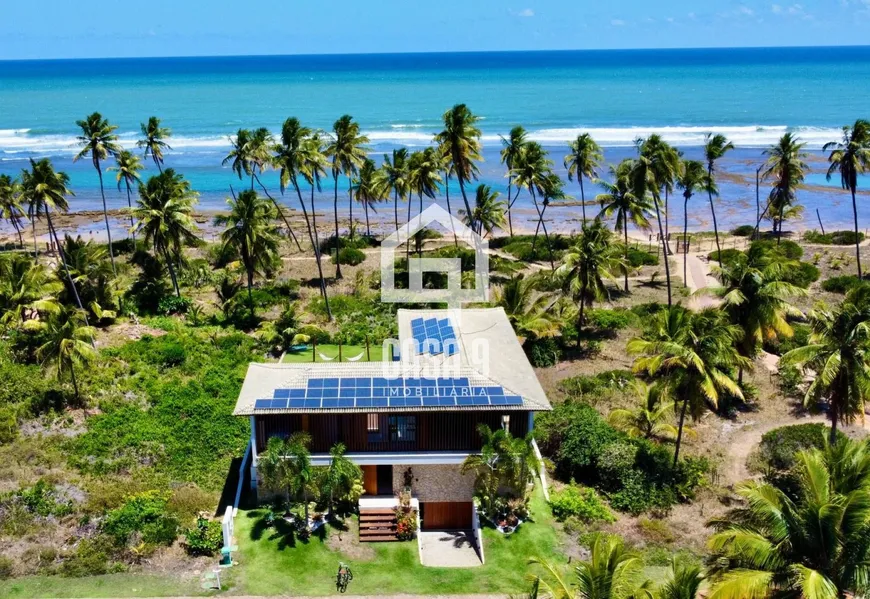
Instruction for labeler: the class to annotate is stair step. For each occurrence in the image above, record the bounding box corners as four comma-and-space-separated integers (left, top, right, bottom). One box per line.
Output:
359, 515, 397, 522
360, 523, 397, 531
359, 534, 399, 542
359, 508, 396, 515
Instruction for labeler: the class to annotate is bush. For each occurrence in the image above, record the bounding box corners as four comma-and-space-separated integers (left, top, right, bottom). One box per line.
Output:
332, 247, 366, 266
707, 248, 743, 265
536, 403, 621, 478
0, 555, 12, 579
752, 239, 803, 260
757, 423, 844, 473
625, 246, 659, 267
821, 275, 864, 294
730, 225, 755, 237
764, 323, 811, 356
184, 517, 223, 556
549, 483, 614, 523
56, 537, 121, 578
157, 295, 191, 315
586, 309, 637, 332
298, 325, 331, 344
526, 337, 562, 368
784, 262, 820, 289
805, 229, 865, 245
102, 491, 179, 547
559, 370, 635, 402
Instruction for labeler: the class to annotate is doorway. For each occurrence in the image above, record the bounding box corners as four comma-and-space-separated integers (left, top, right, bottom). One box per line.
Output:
376, 465, 393, 495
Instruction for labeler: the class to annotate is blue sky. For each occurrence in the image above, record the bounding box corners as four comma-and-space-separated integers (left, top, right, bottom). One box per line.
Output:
2, 0, 869, 60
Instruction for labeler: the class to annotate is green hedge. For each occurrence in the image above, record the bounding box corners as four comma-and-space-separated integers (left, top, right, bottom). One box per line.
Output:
707, 248, 743, 265
730, 225, 755, 237
821, 275, 864, 294
332, 247, 366, 266
804, 230, 866, 245
625, 246, 659, 267
548, 483, 614, 523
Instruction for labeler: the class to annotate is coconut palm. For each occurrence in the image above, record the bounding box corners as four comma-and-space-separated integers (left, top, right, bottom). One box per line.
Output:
707, 439, 870, 599
608, 381, 683, 442
557, 220, 626, 328
28, 305, 97, 402
629, 155, 671, 305
825, 119, 870, 278
407, 147, 443, 254
495, 274, 561, 341
597, 159, 654, 291
781, 286, 870, 442
326, 116, 369, 277
629, 306, 748, 465
434, 104, 482, 230
75, 112, 122, 273
137, 116, 171, 172
214, 190, 280, 320
274, 117, 332, 320
108, 150, 143, 241
528, 533, 654, 599
322, 442, 362, 517
301, 131, 331, 262
712, 243, 805, 383
512, 142, 557, 268
460, 424, 511, 517
703, 133, 734, 258
638, 135, 680, 256
382, 148, 410, 234
0, 254, 61, 327
675, 160, 711, 287
658, 559, 705, 599
763, 132, 807, 244
248, 127, 303, 252
531, 172, 567, 258
565, 133, 603, 225
351, 158, 387, 237
59, 234, 117, 320
131, 169, 199, 297
500, 126, 529, 236
465, 184, 506, 238
0, 174, 25, 248
223, 128, 254, 186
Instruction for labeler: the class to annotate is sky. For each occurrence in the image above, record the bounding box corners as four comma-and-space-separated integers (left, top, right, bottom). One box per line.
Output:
2, 0, 869, 60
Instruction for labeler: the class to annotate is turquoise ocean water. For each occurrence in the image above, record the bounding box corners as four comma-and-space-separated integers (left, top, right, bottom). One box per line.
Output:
1, 47, 869, 235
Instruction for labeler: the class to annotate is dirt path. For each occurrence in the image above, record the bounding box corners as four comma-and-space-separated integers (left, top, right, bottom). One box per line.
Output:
138, 595, 508, 599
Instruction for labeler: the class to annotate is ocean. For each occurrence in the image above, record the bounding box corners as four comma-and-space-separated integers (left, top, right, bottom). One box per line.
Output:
1, 47, 869, 236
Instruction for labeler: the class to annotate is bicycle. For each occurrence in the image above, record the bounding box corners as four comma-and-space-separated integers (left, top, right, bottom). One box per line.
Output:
336, 561, 353, 593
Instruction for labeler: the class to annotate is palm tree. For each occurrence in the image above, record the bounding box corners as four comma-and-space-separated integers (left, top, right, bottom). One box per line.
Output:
248, 127, 303, 253
301, 131, 331, 266
608, 381, 682, 442
675, 159, 711, 287
407, 147, 443, 253
512, 142, 556, 268
29, 305, 97, 402
75, 112, 122, 274
434, 104, 482, 230
597, 159, 654, 291
495, 274, 561, 342
326, 116, 369, 277
659, 559, 705, 599
531, 172, 567, 257
382, 148, 410, 234
460, 423, 510, 517
131, 169, 199, 297
500, 126, 528, 236
781, 286, 870, 442
20, 158, 89, 319
825, 119, 870, 279
108, 150, 143, 241
0, 254, 61, 327
763, 132, 807, 244
629, 306, 748, 465
322, 442, 362, 517
558, 220, 626, 329
351, 158, 387, 237
638, 134, 680, 256
274, 117, 332, 320
138, 116, 171, 172
223, 128, 254, 186
465, 184, 506, 238
0, 174, 25, 248
214, 190, 279, 320
528, 533, 653, 599
628, 155, 671, 305
59, 234, 117, 320
707, 439, 870, 599
713, 244, 805, 383
703, 133, 734, 258
565, 133, 603, 225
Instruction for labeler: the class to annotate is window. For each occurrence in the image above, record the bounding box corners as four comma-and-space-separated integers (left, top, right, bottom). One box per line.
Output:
367, 414, 379, 432
388, 415, 417, 442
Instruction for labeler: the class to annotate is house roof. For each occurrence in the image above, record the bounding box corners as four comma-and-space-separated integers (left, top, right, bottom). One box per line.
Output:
233, 307, 552, 416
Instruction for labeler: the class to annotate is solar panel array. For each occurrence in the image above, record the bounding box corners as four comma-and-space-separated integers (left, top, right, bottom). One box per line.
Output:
253, 376, 524, 410
410, 317, 458, 356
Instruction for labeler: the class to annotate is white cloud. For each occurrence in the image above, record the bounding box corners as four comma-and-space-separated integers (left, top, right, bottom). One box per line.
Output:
772, 3, 812, 19
738, 5, 755, 15
518, 8, 535, 17
611, 19, 626, 26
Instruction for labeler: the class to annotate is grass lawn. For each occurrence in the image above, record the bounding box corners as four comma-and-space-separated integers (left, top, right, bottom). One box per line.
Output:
232, 486, 564, 596
282, 344, 384, 363
0, 573, 207, 598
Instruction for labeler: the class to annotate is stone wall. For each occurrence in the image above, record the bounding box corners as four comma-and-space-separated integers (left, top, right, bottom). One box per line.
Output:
392, 464, 476, 502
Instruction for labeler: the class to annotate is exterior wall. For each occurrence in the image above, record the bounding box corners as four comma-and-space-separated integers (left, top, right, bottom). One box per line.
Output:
392, 463, 476, 502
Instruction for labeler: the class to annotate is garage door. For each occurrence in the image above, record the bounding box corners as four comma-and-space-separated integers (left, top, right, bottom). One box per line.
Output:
421, 502, 473, 530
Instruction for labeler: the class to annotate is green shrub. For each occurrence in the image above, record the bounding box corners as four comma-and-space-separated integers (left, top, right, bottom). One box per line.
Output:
535, 403, 621, 478
764, 323, 811, 356
597, 442, 638, 488
0, 555, 12, 579
625, 246, 659, 267
730, 225, 755, 237
784, 262, 820, 289
298, 325, 331, 344
333, 247, 366, 266
752, 239, 803, 260
586, 309, 637, 331
0, 405, 18, 444
757, 423, 844, 473
821, 275, 864, 294
805, 230, 865, 245
549, 483, 614, 523
103, 490, 179, 546
157, 295, 191, 315
184, 517, 223, 556
526, 337, 562, 368
778, 363, 804, 397
707, 248, 743, 265
608, 470, 676, 515
559, 370, 635, 401
57, 537, 122, 578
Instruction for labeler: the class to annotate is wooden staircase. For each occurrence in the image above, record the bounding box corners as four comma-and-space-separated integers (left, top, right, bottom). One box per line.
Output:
359, 508, 399, 542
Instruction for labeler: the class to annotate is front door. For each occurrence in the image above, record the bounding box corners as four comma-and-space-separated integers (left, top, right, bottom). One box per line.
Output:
362, 465, 378, 496
376, 465, 393, 496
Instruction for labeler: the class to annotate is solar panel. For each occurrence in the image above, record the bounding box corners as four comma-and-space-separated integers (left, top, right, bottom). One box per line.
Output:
254, 399, 272, 409
504, 395, 524, 405
274, 389, 291, 399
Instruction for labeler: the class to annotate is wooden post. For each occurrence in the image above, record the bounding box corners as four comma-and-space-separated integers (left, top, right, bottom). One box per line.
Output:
365, 336, 371, 361
312, 339, 317, 363
339, 342, 343, 362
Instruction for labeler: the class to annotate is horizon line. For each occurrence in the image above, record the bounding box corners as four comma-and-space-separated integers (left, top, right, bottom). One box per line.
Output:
3, 44, 870, 63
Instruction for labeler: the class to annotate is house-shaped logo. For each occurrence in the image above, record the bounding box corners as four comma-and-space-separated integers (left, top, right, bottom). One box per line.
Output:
380, 204, 489, 309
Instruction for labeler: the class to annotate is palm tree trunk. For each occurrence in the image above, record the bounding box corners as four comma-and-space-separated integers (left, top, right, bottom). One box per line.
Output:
291, 183, 332, 319
830, 399, 839, 445
70, 364, 80, 403
530, 188, 555, 270
777, 202, 785, 246
578, 294, 585, 330
708, 165, 722, 259
95, 161, 116, 275
364, 201, 371, 237
32, 219, 39, 259
45, 210, 91, 329
165, 249, 181, 297
12, 219, 24, 249
852, 187, 862, 279
653, 194, 672, 306
347, 175, 354, 241
664, 187, 672, 255
255, 174, 303, 252
125, 181, 136, 243
417, 191, 424, 255
673, 396, 689, 467
507, 176, 515, 236
624, 222, 630, 292
445, 172, 458, 247
458, 177, 474, 232
683, 196, 689, 288
332, 173, 342, 279
580, 176, 586, 225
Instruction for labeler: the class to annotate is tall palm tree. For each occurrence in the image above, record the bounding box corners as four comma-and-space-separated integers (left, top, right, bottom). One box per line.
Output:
528, 533, 653, 599
713, 243, 805, 383
782, 286, 870, 442
0, 174, 25, 249
500, 126, 528, 236
108, 150, 143, 241
464, 184, 506, 238
707, 439, 870, 599
274, 117, 332, 320
460, 424, 510, 517
75, 112, 122, 273
326, 115, 369, 277
29, 305, 97, 402
638, 134, 680, 256
531, 172, 566, 258
382, 148, 410, 234
763, 132, 807, 245
215, 190, 280, 320
408, 147, 442, 253
703, 133, 734, 258
322, 442, 362, 517
512, 142, 556, 268
565, 133, 603, 225
598, 159, 654, 291
0, 254, 61, 327
302, 131, 330, 265
434, 104, 482, 230
59, 234, 117, 320
351, 158, 387, 237
629, 156, 672, 304
495, 274, 561, 342
20, 158, 89, 319
608, 381, 681, 442
675, 159, 711, 287
557, 220, 626, 328
131, 169, 199, 297
137, 116, 171, 172
629, 306, 747, 465
224, 128, 254, 186
825, 119, 870, 279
